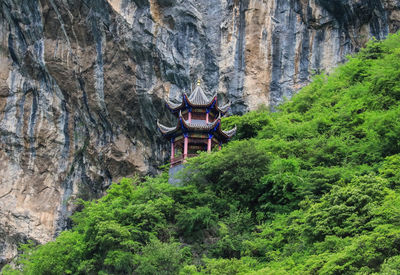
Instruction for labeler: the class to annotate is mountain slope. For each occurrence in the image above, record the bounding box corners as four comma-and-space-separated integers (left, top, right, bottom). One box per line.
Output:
4, 32, 400, 274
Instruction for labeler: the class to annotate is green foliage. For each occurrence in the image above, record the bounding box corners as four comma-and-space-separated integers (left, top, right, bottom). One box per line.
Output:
210, 210, 253, 258
258, 157, 304, 214
134, 239, 188, 275
176, 206, 218, 239
184, 139, 270, 213
10, 233, 85, 275
222, 111, 271, 140
303, 175, 389, 242
199, 257, 259, 275
5, 33, 400, 275
380, 255, 400, 273
379, 154, 400, 188
243, 177, 400, 274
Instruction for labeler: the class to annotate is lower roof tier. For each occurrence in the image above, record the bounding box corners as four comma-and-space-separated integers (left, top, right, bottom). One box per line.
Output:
157, 114, 236, 143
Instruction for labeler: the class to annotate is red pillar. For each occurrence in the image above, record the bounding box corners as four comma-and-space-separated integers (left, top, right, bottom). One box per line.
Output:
188, 111, 192, 123
207, 134, 213, 153
218, 143, 222, 151
206, 113, 209, 123
170, 140, 175, 166
183, 134, 188, 159
207, 138, 212, 153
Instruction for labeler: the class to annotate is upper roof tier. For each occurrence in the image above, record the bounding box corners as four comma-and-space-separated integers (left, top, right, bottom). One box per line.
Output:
157, 111, 237, 142
188, 84, 211, 105
166, 80, 230, 115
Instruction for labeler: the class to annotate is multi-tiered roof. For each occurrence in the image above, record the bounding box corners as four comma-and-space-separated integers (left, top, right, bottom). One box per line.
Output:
164, 85, 231, 116
157, 81, 236, 166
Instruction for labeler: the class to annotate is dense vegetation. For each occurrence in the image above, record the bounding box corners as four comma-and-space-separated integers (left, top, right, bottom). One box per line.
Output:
4, 33, 400, 274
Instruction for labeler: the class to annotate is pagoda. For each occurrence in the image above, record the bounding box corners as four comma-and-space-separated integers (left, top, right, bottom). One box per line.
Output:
157, 80, 236, 167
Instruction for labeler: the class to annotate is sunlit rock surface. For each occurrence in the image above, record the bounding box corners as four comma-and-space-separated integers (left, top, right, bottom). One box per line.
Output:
0, 0, 399, 267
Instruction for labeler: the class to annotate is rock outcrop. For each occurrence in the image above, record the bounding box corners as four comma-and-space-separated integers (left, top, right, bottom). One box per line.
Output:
0, 0, 399, 267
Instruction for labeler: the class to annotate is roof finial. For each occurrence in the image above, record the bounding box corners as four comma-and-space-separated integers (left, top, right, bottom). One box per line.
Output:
197, 79, 201, 86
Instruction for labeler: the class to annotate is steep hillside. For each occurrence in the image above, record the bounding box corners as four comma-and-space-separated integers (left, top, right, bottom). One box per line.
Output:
4, 33, 400, 274
1, 0, 400, 263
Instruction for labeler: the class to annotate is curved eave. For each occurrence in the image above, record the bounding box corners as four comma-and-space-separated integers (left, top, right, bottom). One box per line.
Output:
179, 111, 220, 131
216, 102, 230, 114
213, 125, 236, 142
184, 93, 217, 109
221, 125, 237, 138
157, 120, 180, 136
166, 99, 185, 112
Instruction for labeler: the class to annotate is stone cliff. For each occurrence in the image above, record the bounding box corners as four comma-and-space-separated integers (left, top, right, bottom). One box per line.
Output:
0, 0, 399, 267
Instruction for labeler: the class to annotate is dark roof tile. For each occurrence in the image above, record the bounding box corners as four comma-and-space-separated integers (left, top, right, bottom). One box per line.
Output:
188, 85, 211, 105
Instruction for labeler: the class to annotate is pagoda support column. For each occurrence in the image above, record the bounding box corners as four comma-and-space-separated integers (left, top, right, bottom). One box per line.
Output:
183, 133, 188, 160
218, 142, 222, 151
207, 134, 213, 153
170, 138, 175, 166
206, 110, 209, 123
188, 111, 192, 123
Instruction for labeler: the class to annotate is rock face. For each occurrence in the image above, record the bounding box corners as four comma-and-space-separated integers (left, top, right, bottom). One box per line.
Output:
0, 0, 399, 267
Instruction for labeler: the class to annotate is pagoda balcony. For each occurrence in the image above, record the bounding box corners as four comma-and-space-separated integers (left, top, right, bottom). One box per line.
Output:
171, 156, 183, 167
170, 154, 198, 167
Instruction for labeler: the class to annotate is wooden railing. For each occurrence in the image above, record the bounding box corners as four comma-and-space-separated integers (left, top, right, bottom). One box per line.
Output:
171, 156, 184, 167
170, 154, 198, 167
